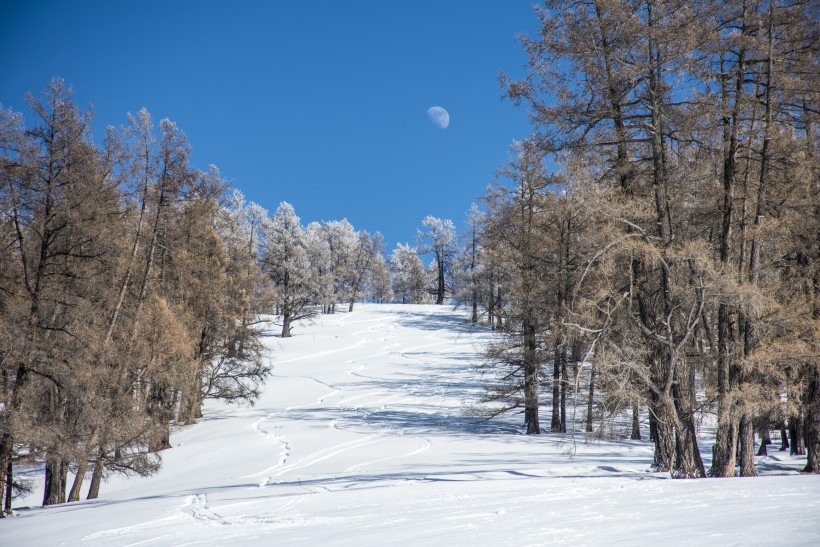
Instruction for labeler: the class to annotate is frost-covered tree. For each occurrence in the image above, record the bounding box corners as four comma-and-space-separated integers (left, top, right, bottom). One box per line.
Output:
418, 216, 456, 304
390, 243, 427, 304
260, 202, 317, 337
306, 219, 381, 312
316, 219, 357, 312
305, 222, 336, 313
367, 249, 394, 303
453, 205, 484, 323
345, 231, 381, 312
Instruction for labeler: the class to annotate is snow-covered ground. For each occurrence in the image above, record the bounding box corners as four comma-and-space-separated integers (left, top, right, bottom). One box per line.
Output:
5, 304, 820, 546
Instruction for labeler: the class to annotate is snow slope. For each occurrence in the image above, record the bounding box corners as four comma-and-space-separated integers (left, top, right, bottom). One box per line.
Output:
5, 304, 820, 546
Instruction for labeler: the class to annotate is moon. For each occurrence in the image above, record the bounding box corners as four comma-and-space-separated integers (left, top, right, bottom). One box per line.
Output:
427, 106, 450, 129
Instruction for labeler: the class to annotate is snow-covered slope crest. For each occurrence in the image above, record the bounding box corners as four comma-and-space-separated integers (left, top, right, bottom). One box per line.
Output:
5, 304, 820, 546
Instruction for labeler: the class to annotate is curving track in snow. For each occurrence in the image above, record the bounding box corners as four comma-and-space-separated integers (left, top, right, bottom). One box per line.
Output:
6, 304, 820, 546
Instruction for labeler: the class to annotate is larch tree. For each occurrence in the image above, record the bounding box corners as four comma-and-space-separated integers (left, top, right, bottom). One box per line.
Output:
260, 202, 317, 337
0, 85, 280, 512
480, 140, 554, 435
418, 216, 456, 305
495, 0, 818, 477
366, 246, 394, 303
390, 243, 427, 304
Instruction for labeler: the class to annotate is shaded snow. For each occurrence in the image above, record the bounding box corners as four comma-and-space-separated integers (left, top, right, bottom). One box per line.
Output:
5, 304, 820, 545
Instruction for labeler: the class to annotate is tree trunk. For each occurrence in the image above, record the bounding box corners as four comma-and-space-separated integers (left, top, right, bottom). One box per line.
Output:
551, 342, 561, 432
471, 294, 478, 324
0, 434, 12, 518
523, 317, 540, 434
738, 414, 757, 477
42, 455, 68, 506
790, 413, 806, 456
67, 459, 89, 503
488, 275, 495, 330
435, 255, 445, 305
281, 312, 292, 338
87, 450, 104, 500
495, 286, 503, 330
4, 459, 12, 515
593, 0, 632, 193
179, 356, 203, 426
779, 422, 789, 451
651, 396, 675, 472
560, 350, 568, 434
672, 366, 706, 478
631, 404, 642, 440
738, 2, 773, 479
673, 416, 705, 478
711, 2, 746, 479
586, 363, 595, 433
757, 426, 770, 456
153, 426, 171, 453
803, 365, 820, 473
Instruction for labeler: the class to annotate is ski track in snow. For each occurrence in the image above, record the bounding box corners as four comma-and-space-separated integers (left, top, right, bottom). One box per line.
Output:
8, 304, 820, 547
250, 310, 421, 491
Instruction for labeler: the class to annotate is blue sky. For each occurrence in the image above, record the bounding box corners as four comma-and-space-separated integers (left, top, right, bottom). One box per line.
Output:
1, 0, 538, 250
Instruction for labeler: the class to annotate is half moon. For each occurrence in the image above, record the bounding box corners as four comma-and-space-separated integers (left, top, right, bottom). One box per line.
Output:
427, 106, 450, 129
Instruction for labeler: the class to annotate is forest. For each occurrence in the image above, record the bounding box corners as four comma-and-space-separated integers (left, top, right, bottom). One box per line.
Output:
1, 0, 818, 517
468, 0, 818, 479
0, 81, 420, 512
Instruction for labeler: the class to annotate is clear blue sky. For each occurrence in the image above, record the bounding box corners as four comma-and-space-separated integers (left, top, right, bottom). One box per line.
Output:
1, 0, 538, 250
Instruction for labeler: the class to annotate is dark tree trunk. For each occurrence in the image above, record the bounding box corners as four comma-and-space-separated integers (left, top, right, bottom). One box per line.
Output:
87, 450, 104, 500
488, 276, 495, 330
711, 3, 746, 480
154, 426, 171, 452
560, 352, 568, 434
67, 459, 89, 503
148, 383, 173, 452
651, 398, 675, 472
779, 422, 789, 451
0, 362, 29, 517
672, 368, 706, 478
183, 366, 204, 425
495, 285, 503, 331
281, 312, 292, 338
757, 426, 770, 456
631, 404, 642, 440
471, 296, 478, 324
790, 413, 806, 456
551, 343, 561, 432
523, 317, 540, 434
435, 255, 445, 305
738, 414, 757, 477
737, 2, 772, 481
43, 456, 68, 506
0, 434, 11, 518
586, 363, 595, 433
469, 229, 478, 323
803, 365, 820, 473
4, 459, 12, 515
673, 417, 705, 478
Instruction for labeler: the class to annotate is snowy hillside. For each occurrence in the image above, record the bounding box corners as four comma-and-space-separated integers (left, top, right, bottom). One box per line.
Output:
5, 304, 820, 546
